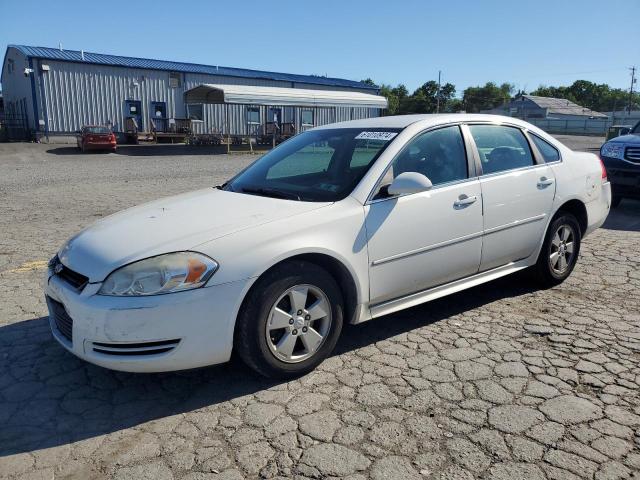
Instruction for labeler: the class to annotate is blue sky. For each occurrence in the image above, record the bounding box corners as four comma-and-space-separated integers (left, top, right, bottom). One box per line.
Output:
1, 0, 638, 96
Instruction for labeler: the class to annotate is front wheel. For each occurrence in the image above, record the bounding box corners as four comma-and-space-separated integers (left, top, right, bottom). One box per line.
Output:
532, 213, 581, 287
234, 261, 344, 378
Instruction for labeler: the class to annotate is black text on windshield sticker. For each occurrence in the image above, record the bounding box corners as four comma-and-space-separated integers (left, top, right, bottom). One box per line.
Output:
355, 132, 398, 141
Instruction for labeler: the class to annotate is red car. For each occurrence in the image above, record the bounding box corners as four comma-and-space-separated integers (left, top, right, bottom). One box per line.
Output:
77, 126, 117, 152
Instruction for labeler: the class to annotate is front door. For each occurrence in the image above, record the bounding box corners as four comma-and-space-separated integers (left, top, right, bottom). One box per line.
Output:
366, 125, 483, 305
125, 100, 143, 132
269, 108, 282, 128
467, 124, 556, 271
151, 101, 167, 132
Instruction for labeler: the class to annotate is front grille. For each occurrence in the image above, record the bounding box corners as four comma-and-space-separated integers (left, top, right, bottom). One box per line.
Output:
625, 147, 640, 164
91, 339, 180, 356
50, 255, 89, 290
47, 296, 73, 344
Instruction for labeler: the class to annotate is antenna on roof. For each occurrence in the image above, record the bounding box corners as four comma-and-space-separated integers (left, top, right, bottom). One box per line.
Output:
59, 42, 63, 51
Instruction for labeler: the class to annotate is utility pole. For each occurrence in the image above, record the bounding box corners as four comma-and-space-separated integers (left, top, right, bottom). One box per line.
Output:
628, 66, 637, 115
436, 70, 442, 113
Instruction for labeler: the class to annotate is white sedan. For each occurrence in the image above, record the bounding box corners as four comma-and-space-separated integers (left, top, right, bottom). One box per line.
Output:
45, 114, 611, 377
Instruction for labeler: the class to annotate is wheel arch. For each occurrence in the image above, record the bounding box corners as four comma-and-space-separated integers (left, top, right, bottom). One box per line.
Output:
236, 251, 361, 331
554, 198, 588, 236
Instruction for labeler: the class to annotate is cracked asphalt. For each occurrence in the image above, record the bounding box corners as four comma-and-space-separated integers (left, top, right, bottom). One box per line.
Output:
1, 139, 639, 480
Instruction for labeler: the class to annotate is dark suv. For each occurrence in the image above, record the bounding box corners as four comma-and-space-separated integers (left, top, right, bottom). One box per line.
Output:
600, 120, 640, 207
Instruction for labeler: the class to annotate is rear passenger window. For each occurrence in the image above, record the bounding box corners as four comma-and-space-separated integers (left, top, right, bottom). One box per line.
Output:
469, 125, 534, 175
530, 134, 560, 162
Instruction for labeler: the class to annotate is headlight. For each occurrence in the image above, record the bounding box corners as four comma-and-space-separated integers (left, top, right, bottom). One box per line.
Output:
98, 252, 218, 296
601, 143, 624, 159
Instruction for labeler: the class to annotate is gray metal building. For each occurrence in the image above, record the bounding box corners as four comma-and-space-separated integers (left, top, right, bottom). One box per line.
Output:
485, 95, 607, 121
1, 45, 386, 138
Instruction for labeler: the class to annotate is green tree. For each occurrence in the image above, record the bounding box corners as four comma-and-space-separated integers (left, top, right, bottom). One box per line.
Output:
462, 82, 514, 112
530, 80, 640, 112
362, 79, 461, 115
399, 81, 457, 114
379, 84, 400, 114
392, 84, 408, 99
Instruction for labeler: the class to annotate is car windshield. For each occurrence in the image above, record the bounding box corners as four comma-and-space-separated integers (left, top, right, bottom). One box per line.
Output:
632, 122, 640, 134
224, 128, 401, 202
85, 126, 111, 134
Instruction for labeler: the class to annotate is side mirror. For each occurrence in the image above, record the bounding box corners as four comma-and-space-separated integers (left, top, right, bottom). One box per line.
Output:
387, 172, 433, 196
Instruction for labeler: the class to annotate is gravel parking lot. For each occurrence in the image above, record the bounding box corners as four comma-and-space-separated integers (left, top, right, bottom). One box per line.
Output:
0, 137, 639, 480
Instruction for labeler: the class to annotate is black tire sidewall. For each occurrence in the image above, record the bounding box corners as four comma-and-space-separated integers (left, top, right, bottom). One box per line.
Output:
236, 261, 344, 378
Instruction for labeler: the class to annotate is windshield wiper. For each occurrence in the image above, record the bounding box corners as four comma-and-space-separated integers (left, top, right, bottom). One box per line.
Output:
240, 186, 301, 201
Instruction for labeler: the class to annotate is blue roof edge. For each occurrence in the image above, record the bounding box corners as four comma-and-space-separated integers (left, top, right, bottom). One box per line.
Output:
6, 45, 379, 91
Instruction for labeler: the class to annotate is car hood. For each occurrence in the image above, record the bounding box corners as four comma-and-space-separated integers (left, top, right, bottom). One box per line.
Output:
607, 133, 640, 145
59, 188, 330, 282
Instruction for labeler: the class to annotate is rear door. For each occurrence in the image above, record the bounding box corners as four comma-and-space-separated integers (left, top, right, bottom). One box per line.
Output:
467, 124, 556, 271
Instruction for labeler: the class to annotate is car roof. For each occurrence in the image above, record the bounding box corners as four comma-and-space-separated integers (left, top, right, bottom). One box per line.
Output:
314, 113, 534, 130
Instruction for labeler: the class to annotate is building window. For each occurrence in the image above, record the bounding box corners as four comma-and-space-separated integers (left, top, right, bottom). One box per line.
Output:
301, 109, 314, 126
187, 104, 204, 121
169, 72, 181, 88
247, 107, 260, 124
7, 59, 14, 74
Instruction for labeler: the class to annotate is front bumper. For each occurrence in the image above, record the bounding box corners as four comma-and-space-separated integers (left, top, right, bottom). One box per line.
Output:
602, 156, 640, 197
45, 272, 249, 372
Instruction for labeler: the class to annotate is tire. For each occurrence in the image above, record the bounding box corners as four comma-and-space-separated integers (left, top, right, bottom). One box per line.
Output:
533, 213, 581, 287
611, 195, 622, 209
235, 260, 344, 378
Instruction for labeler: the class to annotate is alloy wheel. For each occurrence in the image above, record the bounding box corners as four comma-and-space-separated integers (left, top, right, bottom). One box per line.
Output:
549, 224, 575, 275
265, 284, 332, 363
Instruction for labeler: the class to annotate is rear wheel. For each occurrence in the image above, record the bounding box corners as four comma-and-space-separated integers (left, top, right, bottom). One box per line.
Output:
235, 261, 344, 378
533, 213, 581, 287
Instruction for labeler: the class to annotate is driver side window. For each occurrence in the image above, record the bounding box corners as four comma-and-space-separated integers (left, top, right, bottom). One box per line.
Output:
379, 125, 468, 191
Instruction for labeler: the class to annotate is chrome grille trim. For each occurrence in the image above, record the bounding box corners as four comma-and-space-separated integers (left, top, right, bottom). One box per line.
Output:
624, 146, 640, 163
91, 339, 180, 356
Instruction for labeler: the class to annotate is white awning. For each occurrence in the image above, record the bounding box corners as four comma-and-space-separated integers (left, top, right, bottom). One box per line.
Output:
184, 84, 388, 109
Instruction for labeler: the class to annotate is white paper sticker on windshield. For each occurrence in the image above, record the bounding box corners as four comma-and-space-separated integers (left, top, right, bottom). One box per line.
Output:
355, 131, 398, 141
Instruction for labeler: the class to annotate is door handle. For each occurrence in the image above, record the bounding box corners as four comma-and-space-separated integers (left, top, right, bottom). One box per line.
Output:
537, 177, 554, 188
454, 194, 478, 208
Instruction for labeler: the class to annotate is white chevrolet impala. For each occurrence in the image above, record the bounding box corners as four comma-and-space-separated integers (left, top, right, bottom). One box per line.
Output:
45, 114, 611, 377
